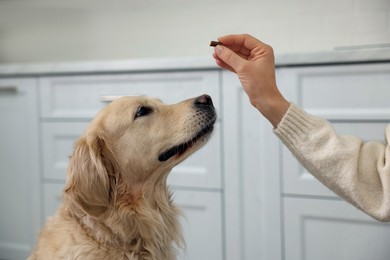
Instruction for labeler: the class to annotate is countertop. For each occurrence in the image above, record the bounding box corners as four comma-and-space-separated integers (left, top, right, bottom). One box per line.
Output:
1, 49, 390, 76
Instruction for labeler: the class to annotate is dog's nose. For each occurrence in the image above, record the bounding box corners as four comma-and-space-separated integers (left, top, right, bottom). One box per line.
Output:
194, 94, 213, 107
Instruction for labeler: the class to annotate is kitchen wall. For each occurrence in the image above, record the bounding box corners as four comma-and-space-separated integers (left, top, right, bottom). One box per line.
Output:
0, 0, 389, 63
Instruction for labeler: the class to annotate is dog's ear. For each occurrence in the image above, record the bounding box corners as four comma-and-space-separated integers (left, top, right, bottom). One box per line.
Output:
64, 131, 119, 217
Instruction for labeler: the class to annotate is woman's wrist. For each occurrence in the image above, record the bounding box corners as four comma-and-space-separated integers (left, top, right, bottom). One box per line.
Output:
254, 90, 290, 128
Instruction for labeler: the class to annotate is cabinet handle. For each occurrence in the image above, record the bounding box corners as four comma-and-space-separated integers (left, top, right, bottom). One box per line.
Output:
100, 95, 124, 102
0, 86, 18, 94
100, 95, 141, 103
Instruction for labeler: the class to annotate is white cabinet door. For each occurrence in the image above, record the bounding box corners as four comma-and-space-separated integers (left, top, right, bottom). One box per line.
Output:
222, 72, 282, 260
276, 63, 390, 197
284, 197, 390, 260
173, 190, 223, 260
0, 79, 40, 259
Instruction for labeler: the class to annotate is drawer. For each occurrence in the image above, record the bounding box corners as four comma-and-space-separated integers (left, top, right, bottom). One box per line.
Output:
42, 122, 222, 189
283, 197, 390, 260
39, 71, 220, 119
277, 63, 390, 120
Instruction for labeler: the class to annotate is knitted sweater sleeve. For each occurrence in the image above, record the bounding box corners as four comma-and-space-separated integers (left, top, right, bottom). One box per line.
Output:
274, 103, 390, 221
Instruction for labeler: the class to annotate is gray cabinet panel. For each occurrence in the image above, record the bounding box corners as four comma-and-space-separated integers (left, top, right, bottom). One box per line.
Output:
222, 72, 282, 260
284, 197, 390, 260
0, 79, 40, 259
277, 64, 390, 197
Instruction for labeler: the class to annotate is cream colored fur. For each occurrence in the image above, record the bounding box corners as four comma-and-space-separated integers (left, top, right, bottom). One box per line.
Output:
29, 95, 216, 260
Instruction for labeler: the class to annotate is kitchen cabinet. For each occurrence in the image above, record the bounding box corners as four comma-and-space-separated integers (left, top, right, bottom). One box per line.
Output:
1, 56, 390, 260
0, 79, 41, 260
222, 62, 390, 260
277, 63, 390, 260
38, 71, 224, 260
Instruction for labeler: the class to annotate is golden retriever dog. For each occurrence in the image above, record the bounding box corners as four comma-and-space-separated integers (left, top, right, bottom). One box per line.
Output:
29, 94, 216, 260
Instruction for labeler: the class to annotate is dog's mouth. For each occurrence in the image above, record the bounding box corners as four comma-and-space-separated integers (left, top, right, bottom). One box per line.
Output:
158, 117, 216, 162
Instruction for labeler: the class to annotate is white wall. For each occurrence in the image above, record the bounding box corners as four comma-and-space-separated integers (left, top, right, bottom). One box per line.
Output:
0, 0, 389, 63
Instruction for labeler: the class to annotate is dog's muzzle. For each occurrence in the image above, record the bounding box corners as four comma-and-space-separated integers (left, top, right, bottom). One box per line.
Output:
158, 94, 216, 162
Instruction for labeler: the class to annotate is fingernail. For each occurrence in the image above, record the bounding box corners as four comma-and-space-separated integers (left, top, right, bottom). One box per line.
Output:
215, 45, 223, 55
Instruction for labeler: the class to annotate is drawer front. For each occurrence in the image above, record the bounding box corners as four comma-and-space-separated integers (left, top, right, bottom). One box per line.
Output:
42, 122, 89, 180
42, 185, 223, 260
284, 197, 390, 260
277, 63, 390, 197
277, 63, 390, 120
0, 78, 41, 259
42, 122, 222, 189
40, 71, 220, 119
173, 190, 223, 260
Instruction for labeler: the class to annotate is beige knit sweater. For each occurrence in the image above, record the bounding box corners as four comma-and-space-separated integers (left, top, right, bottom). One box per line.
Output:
274, 103, 390, 221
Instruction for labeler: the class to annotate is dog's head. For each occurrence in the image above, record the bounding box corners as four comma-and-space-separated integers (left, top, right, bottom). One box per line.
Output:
64, 94, 216, 217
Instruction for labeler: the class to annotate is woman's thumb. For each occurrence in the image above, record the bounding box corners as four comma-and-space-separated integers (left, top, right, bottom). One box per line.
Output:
215, 45, 243, 71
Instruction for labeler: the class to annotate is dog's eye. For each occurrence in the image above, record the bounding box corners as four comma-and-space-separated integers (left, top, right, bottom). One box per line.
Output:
135, 106, 152, 119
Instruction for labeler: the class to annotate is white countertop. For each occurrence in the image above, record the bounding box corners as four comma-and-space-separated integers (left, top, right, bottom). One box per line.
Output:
276, 48, 390, 66
1, 49, 390, 76
0, 57, 217, 76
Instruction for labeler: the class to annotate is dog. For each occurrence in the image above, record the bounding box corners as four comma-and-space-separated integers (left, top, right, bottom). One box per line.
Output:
29, 94, 216, 260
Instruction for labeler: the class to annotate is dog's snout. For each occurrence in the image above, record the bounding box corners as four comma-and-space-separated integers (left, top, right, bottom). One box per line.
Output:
194, 94, 213, 107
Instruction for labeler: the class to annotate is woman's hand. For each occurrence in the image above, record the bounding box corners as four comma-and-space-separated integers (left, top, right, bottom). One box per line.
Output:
213, 34, 289, 128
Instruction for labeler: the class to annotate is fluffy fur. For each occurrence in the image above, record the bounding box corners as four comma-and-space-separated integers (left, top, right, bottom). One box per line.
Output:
29, 95, 216, 260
